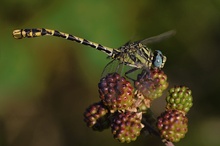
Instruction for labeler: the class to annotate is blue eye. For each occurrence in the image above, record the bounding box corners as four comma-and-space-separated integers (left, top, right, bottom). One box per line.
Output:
153, 50, 163, 68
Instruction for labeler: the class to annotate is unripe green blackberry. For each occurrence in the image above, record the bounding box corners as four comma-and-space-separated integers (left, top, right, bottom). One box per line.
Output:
157, 110, 188, 143
111, 111, 144, 143
84, 101, 110, 131
166, 86, 193, 114
134, 69, 168, 100
98, 73, 134, 112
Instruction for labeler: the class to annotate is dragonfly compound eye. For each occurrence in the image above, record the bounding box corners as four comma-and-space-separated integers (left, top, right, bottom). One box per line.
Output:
153, 50, 166, 69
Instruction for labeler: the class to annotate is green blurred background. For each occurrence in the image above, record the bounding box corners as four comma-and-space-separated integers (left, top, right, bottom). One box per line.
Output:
0, 0, 220, 146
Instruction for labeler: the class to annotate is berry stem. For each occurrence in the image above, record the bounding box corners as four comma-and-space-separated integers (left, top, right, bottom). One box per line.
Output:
142, 112, 175, 146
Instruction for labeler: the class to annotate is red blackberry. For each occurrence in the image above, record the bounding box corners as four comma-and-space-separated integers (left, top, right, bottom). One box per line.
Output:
134, 69, 168, 101
111, 111, 144, 143
157, 110, 188, 142
98, 73, 134, 112
84, 101, 110, 131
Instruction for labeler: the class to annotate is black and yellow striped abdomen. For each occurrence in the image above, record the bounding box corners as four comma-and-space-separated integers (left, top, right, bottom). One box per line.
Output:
13, 28, 115, 56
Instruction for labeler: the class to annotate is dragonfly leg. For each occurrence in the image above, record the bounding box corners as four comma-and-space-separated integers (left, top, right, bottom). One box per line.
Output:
125, 68, 155, 82
125, 68, 139, 81
101, 59, 116, 77
139, 69, 154, 82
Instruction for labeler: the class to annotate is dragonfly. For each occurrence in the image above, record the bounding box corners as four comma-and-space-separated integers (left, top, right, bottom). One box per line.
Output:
12, 28, 175, 73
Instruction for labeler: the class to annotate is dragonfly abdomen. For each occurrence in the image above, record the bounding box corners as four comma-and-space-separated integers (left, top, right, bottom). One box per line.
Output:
13, 28, 114, 56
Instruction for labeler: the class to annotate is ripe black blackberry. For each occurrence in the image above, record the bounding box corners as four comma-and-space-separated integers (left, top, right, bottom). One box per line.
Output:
98, 73, 134, 112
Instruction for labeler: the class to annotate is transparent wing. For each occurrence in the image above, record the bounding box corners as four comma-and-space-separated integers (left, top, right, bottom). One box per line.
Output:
140, 30, 176, 45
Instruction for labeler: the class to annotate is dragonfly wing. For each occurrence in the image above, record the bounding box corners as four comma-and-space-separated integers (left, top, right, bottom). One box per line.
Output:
140, 30, 176, 45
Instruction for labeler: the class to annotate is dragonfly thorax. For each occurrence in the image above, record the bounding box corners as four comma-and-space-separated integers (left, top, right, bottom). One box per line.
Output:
111, 43, 166, 70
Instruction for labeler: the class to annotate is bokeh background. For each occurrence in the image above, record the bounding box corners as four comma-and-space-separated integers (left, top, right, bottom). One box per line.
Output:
0, 0, 220, 146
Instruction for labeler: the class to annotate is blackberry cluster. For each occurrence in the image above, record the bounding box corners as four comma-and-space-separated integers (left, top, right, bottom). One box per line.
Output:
157, 86, 193, 143
98, 73, 134, 112
166, 86, 193, 114
84, 101, 110, 131
134, 69, 168, 101
84, 73, 146, 143
111, 111, 144, 143
157, 110, 188, 142
84, 70, 193, 144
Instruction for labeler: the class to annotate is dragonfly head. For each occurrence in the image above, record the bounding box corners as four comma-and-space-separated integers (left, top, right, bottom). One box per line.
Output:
152, 50, 166, 69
